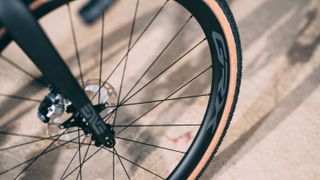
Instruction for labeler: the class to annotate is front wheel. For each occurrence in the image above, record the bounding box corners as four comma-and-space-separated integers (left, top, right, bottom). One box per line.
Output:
0, 0, 242, 179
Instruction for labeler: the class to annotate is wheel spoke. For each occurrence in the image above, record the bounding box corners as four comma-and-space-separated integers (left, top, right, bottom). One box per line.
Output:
67, 3, 84, 87
98, 13, 105, 103
60, 130, 87, 180
114, 123, 200, 128
101, 38, 206, 122
0, 129, 77, 139
114, 93, 210, 108
116, 136, 185, 154
90, 0, 169, 101
121, 38, 206, 105
62, 147, 103, 180
60, 144, 81, 179
120, 15, 193, 104
0, 93, 41, 102
114, 148, 130, 180
76, 138, 92, 179
9, 129, 69, 179
113, 148, 115, 180
77, 128, 83, 180
0, 130, 87, 177
113, 0, 140, 129
0, 54, 47, 86
102, 103, 119, 124
117, 65, 212, 134
102, 147, 165, 179
0, 130, 80, 151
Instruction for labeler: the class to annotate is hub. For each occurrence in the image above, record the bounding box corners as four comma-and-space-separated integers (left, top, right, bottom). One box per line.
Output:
38, 79, 118, 148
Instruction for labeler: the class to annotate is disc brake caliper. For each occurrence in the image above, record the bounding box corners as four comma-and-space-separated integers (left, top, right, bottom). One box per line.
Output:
37, 89, 69, 123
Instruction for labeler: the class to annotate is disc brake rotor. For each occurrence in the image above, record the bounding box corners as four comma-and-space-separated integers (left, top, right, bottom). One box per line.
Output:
46, 79, 118, 148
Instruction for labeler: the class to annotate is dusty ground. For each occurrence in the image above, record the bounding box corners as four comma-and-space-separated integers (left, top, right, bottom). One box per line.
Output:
0, 0, 319, 179
202, 0, 320, 179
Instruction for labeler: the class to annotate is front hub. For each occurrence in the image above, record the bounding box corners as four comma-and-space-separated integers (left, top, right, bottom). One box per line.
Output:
38, 79, 118, 148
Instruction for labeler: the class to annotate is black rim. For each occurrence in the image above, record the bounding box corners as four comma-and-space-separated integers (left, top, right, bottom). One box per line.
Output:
0, 0, 232, 179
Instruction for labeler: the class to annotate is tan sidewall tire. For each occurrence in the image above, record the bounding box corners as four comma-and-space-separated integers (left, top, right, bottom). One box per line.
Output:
188, 0, 239, 179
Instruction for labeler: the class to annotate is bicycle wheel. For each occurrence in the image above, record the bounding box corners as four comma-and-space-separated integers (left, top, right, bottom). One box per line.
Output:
0, 0, 242, 179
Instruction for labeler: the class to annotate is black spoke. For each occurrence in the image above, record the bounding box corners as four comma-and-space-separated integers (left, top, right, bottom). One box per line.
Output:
1, 134, 88, 179
0, 93, 41, 102
113, 0, 140, 129
0, 130, 80, 151
63, 133, 169, 180
0, 130, 87, 176
90, 0, 169, 101
60, 144, 81, 179
114, 148, 130, 180
101, 38, 206, 122
116, 93, 210, 108
117, 65, 212, 134
120, 15, 193, 104
121, 38, 206, 105
0, 129, 77, 139
0, 93, 41, 103
10, 129, 69, 179
0, 139, 48, 152
102, 102, 120, 124
114, 123, 201, 128
113, 148, 115, 180
77, 128, 83, 180
98, 12, 105, 103
99, 38, 207, 126
116, 136, 185, 154
76, 138, 92, 179
81, 139, 92, 162
62, 147, 103, 180
102, 147, 165, 179
67, 3, 84, 87
0, 54, 47, 86
60, 132, 87, 180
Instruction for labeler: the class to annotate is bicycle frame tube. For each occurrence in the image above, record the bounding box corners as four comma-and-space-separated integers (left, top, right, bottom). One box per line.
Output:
0, 0, 115, 147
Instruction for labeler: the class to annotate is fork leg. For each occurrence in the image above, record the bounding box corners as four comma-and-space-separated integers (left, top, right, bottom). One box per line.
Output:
0, 0, 115, 147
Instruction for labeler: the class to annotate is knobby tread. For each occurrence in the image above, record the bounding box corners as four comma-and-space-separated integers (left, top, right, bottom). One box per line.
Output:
197, 0, 243, 178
